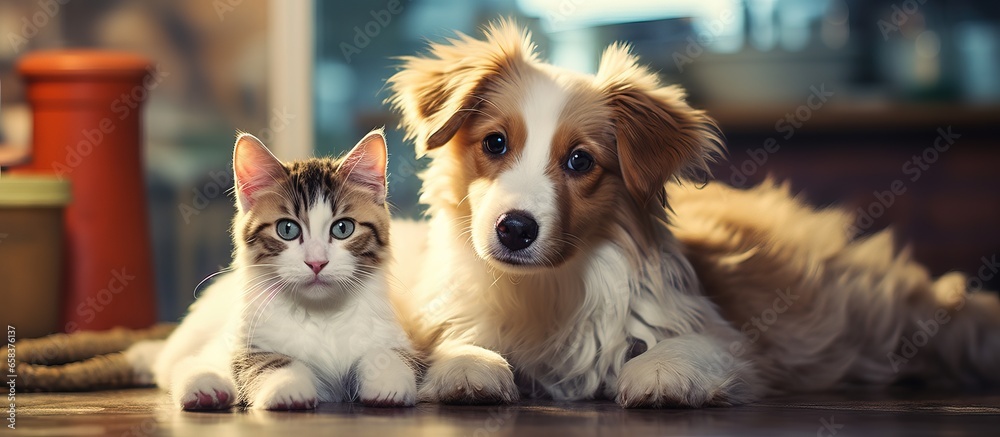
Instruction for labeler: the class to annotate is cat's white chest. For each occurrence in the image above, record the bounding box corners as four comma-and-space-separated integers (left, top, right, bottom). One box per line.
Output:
243, 300, 376, 400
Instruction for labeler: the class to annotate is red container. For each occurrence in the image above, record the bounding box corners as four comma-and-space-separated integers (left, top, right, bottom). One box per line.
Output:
14, 50, 157, 332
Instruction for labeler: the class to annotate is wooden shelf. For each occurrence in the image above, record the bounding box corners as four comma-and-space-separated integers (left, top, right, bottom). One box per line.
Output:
708, 102, 1000, 134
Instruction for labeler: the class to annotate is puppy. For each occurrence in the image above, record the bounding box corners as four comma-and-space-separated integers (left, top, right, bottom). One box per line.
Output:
386, 20, 1000, 407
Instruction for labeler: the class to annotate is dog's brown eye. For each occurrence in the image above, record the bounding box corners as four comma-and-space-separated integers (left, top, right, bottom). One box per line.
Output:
482, 133, 507, 156
566, 150, 594, 173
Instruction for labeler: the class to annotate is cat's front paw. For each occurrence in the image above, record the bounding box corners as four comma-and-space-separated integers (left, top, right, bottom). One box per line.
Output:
419, 347, 518, 405
360, 375, 417, 407
249, 363, 319, 410
174, 371, 236, 411
358, 350, 418, 407
123, 340, 163, 386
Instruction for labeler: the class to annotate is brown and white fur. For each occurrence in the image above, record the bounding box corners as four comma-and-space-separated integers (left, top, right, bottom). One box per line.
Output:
386, 20, 1000, 407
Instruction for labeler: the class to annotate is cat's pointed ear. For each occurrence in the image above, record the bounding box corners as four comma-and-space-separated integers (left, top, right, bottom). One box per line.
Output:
233, 133, 286, 210
338, 128, 388, 203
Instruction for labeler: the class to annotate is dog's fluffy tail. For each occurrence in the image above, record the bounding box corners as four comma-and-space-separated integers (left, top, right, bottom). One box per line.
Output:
914, 273, 1000, 386
669, 180, 1000, 391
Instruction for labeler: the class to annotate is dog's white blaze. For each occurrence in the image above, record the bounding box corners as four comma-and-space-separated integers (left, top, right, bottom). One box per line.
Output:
493, 76, 569, 248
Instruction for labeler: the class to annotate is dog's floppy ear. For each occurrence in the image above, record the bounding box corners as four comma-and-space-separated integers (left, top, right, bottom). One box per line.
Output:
595, 43, 724, 207
387, 19, 536, 156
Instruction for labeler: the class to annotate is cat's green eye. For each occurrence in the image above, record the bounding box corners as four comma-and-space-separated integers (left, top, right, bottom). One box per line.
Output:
276, 219, 301, 241
331, 219, 355, 240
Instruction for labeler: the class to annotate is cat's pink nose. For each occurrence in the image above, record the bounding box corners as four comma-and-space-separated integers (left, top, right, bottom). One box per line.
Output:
305, 261, 328, 274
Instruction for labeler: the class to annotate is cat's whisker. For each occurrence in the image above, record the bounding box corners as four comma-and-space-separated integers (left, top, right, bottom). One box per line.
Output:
336, 274, 368, 293
239, 283, 283, 323
238, 275, 281, 297
238, 275, 284, 316
244, 280, 285, 351
257, 281, 295, 327
351, 265, 413, 294
346, 271, 379, 281
238, 271, 284, 292
192, 266, 239, 299
239, 270, 284, 281
386, 202, 400, 215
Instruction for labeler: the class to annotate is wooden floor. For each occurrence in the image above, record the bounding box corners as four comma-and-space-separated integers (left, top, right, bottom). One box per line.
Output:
9, 388, 1000, 436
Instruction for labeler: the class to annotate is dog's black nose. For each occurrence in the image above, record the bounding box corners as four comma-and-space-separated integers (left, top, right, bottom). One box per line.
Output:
496, 211, 538, 251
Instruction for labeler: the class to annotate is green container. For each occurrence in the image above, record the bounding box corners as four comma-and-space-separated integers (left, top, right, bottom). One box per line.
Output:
0, 175, 71, 338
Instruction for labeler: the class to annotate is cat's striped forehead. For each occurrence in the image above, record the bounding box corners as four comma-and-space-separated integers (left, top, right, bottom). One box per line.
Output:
284, 158, 342, 214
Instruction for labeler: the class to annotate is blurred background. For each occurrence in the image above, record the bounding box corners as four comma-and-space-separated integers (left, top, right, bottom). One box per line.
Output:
0, 0, 997, 323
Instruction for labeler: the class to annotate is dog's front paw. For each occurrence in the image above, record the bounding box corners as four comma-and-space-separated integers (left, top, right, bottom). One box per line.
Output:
419, 348, 518, 404
173, 371, 236, 411
615, 336, 756, 408
249, 363, 319, 410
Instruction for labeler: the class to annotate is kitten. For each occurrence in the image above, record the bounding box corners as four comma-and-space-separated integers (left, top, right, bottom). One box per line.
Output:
136, 129, 418, 410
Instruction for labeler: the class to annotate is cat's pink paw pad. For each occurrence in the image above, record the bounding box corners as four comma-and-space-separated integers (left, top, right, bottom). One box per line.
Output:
215, 389, 231, 405
180, 388, 234, 410
174, 371, 237, 411
266, 398, 317, 410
